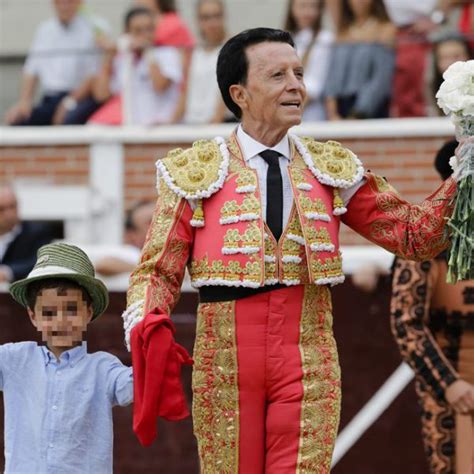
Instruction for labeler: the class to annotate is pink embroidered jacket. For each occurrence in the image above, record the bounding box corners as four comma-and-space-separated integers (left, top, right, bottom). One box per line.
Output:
123, 132, 456, 342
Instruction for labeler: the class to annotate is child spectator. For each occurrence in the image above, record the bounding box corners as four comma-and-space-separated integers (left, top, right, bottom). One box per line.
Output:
429, 32, 473, 115
284, 0, 333, 121
176, 0, 227, 124
89, 7, 182, 126
2, 242, 133, 473
324, 0, 396, 120
4, 0, 109, 126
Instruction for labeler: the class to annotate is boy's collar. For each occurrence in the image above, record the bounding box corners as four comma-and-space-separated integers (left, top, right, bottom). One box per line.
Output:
41, 342, 87, 367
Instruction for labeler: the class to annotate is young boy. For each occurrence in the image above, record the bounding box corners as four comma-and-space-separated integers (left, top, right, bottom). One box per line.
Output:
2, 242, 133, 473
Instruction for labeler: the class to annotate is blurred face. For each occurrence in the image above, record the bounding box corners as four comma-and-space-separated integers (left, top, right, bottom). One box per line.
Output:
53, 0, 81, 24
291, 0, 321, 30
127, 13, 155, 50
232, 42, 306, 135
128, 203, 155, 249
437, 40, 470, 75
348, 0, 373, 18
0, 187, 19, 235
28, 288, 92, 349
198, 0, 225, 45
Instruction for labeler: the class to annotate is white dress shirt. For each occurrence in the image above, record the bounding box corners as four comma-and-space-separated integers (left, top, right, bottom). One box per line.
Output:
24, 15, 105, 94
236, 125, 364, 228
237, 125, 294, 228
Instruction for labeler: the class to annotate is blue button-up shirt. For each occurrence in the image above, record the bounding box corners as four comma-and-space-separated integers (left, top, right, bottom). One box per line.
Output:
0, 341, 133, 474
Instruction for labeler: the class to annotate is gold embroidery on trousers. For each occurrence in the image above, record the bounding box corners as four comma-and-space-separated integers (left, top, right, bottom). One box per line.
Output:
297, 286, 341, 473
193, 301, 240, 473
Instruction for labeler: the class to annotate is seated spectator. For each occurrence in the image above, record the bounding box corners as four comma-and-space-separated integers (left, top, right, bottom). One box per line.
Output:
137, 0, 195, 87
4, 0, 109, 126
0, 185, 56, 283
95, 200, 155, 276
324, 0, 396, 120
384, 0, 454, 117
174, 0, 227, 124
429, 32, 473, 115
285, 0, 333, 121
89, 7, 182, 126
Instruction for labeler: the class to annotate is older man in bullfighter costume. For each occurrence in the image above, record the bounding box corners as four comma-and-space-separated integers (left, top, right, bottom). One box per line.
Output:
123, 28, 462, 473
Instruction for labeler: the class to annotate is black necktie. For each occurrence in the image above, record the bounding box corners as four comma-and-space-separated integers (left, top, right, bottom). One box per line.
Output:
260, 149, 283, 241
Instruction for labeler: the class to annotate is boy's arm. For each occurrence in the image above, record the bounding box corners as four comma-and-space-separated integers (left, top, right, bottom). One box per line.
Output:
107, 360, 133, 407
0, 344, 12, 391
342, 173, 457, 262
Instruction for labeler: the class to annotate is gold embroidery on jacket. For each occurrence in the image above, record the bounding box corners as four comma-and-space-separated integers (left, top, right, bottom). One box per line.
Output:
297, 285, 341, 472
222, 222, 262, 255
306, 227, 335, 252
190, 255, 261, 286
193, 300, 239, 473
300, 137, 360, 184
310, 255, 344, 282
220, 196, 260, 224
127, 178, 188, 316
160, 139, 223, 196
299, 195, 331, 222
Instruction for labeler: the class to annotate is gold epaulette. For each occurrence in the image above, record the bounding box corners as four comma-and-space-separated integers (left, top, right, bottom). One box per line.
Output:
155, 137, 229, 200
292, 136, 364, 189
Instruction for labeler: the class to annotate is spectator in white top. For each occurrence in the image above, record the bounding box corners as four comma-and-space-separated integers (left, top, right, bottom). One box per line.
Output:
284, 0, 334, 121
174, 0, 228, 124
4, 0, 109, 126
90, 7, 182, 126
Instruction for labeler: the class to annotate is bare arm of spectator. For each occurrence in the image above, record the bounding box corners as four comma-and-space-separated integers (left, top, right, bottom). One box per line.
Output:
325, 97, 342, 121
171, 85, 187, 123
325, 0, 341, 32
4, 74, 37, 125
145, 49, 176, 93
95, 256, 136, 276
210, 97, 227, 124
92, 51, 115, 103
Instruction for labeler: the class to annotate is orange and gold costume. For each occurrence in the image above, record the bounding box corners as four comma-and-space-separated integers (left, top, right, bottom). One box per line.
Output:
125, 132, 456, 473
391, 255, 474, 474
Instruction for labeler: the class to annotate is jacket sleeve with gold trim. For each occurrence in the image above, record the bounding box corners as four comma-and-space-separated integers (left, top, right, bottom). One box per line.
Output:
123, 138, 227, 348
123, 177, 194, 348
342, 173, 457, 261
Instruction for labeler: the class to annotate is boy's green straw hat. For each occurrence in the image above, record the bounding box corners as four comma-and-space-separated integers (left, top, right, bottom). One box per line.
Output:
9, 243, 109, 319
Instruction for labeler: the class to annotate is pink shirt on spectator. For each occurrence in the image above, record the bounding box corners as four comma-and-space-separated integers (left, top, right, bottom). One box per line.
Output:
154, 12, 195, 48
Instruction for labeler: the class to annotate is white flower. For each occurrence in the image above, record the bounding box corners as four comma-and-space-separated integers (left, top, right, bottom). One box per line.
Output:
436, 60, 474, 116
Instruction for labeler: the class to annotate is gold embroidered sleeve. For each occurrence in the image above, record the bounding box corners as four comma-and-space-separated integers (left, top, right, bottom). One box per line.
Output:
127, 176, 194, 317
342, 173, 457, 261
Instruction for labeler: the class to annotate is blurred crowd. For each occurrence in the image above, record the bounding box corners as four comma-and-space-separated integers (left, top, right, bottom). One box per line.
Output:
3, 0, 473, 127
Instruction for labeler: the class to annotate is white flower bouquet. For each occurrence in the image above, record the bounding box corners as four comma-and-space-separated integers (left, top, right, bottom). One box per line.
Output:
436, 59, 474, 282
